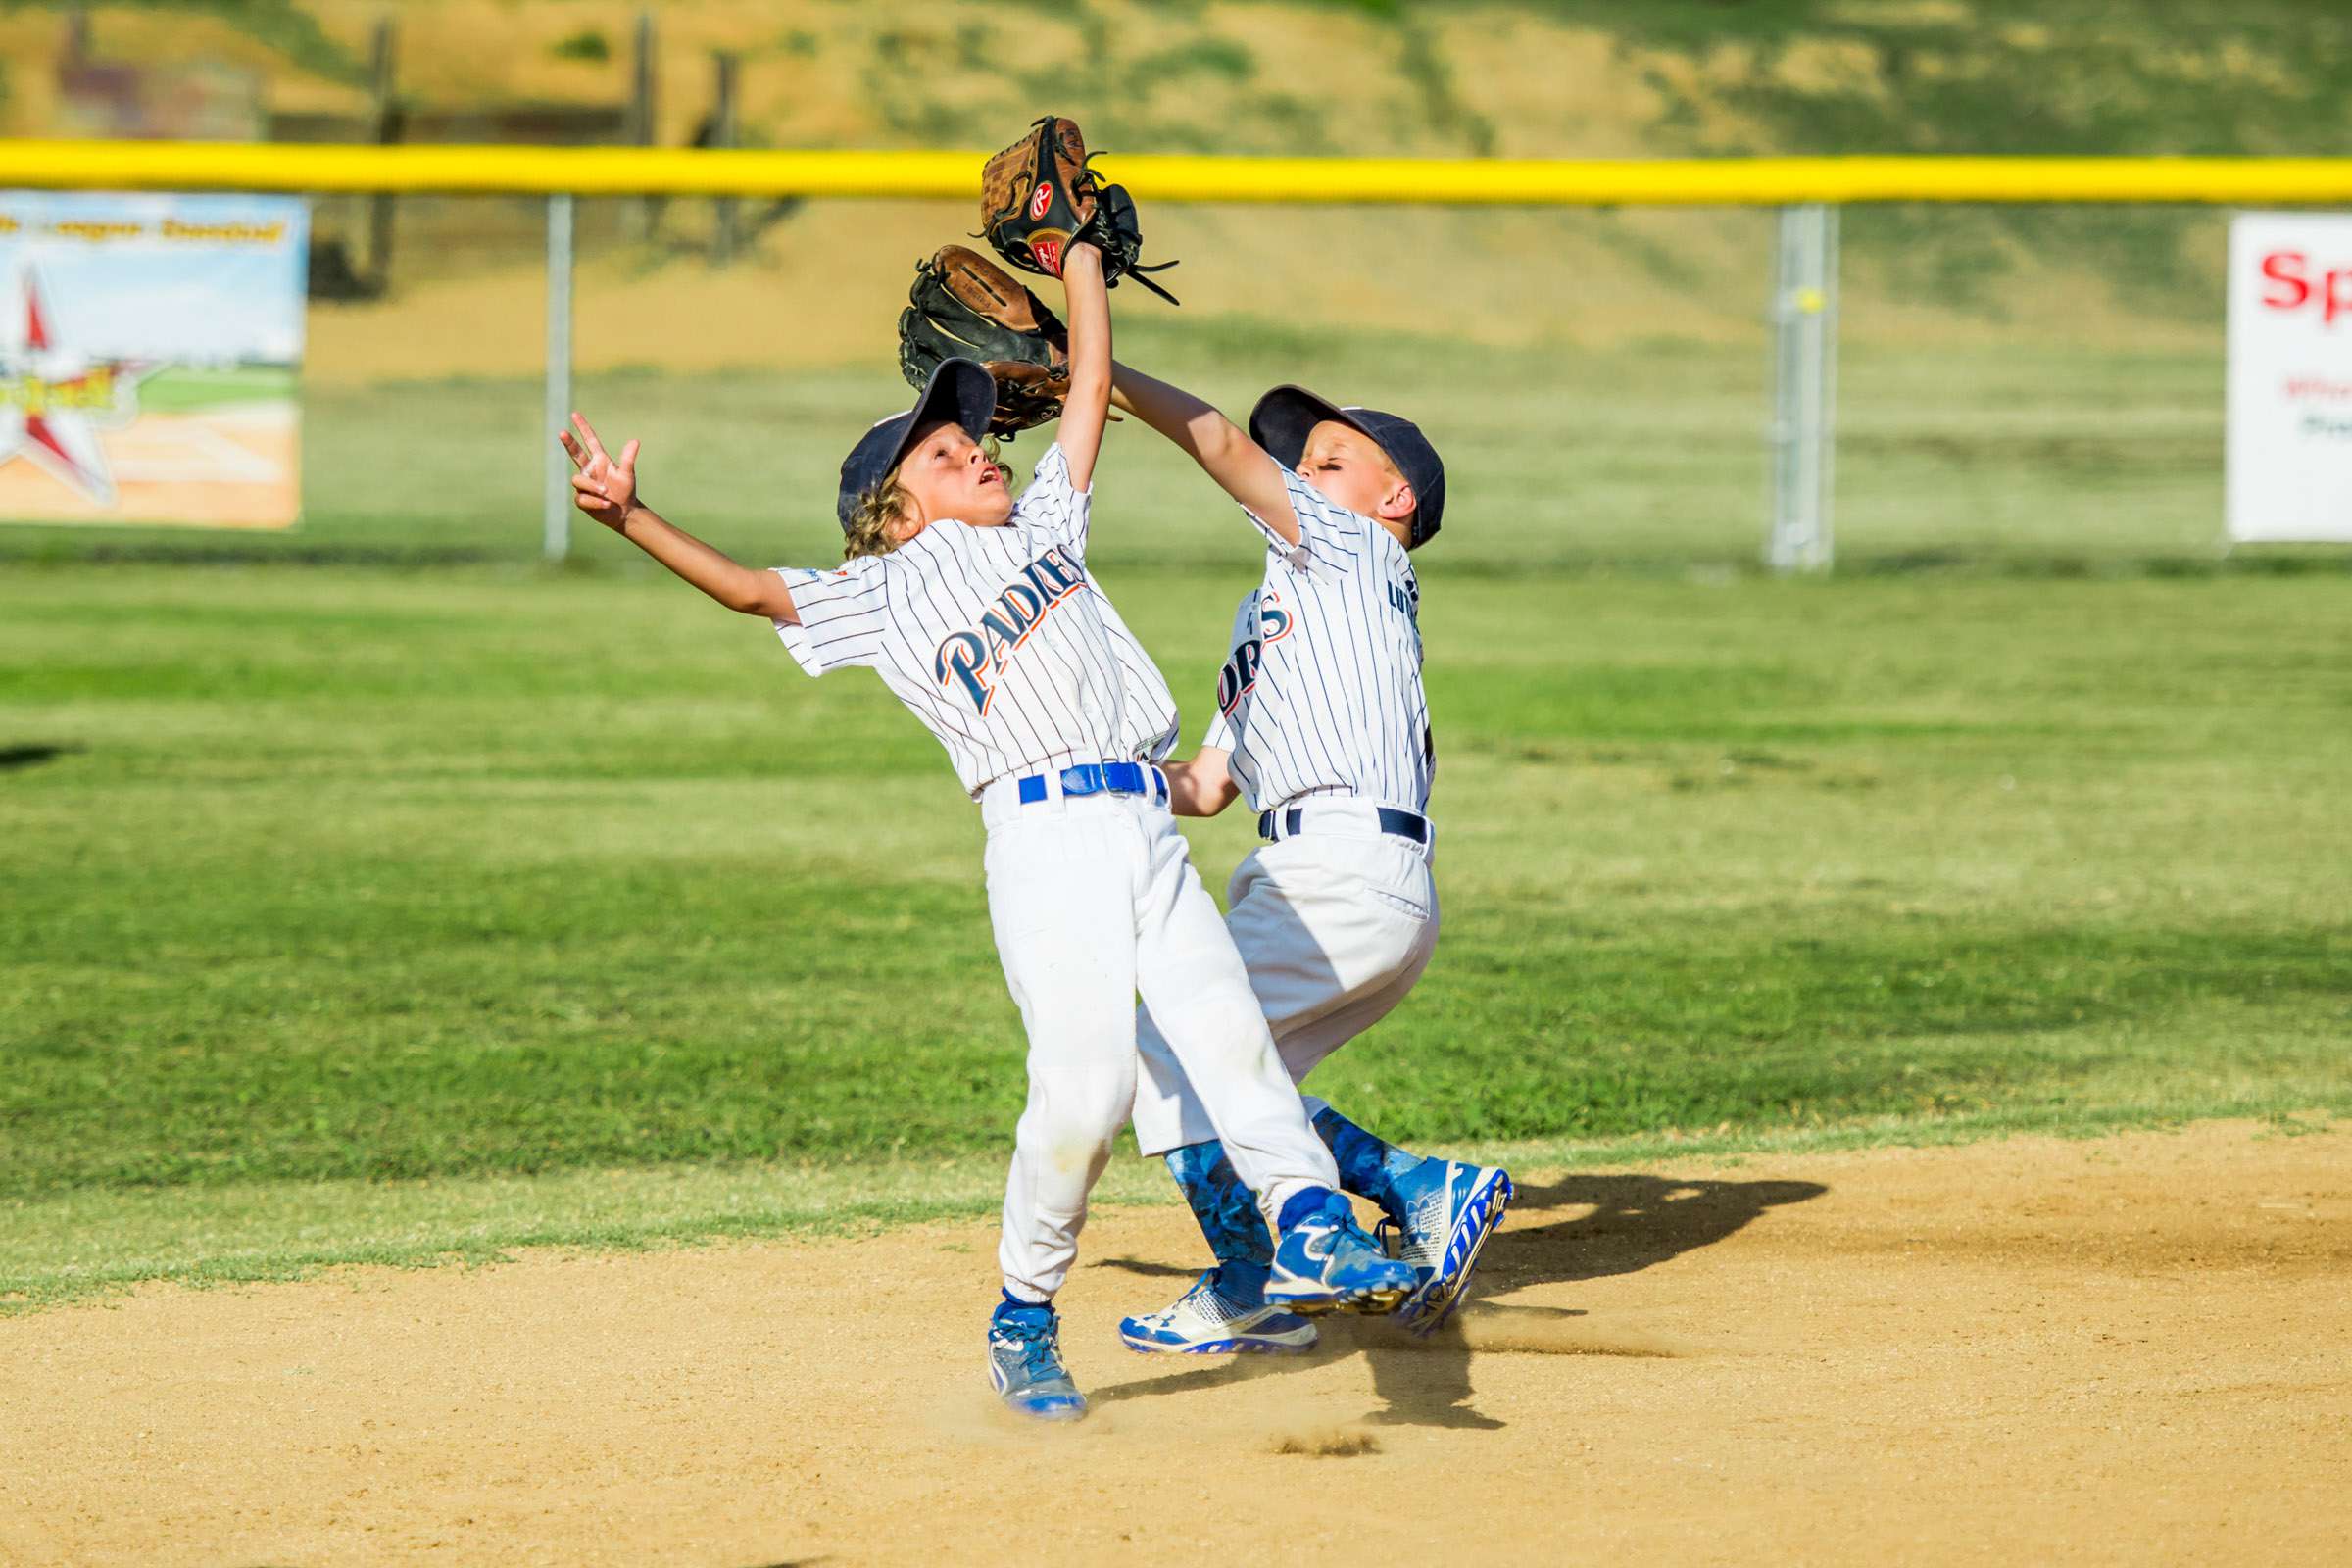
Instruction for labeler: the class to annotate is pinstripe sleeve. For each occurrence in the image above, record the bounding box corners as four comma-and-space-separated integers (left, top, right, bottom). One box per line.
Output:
1238, 454, 1373, 566
1009, 443, 1091, 559
769, 558, 890, 674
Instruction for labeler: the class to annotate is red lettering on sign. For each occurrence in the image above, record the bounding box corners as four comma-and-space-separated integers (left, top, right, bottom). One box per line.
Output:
2328, 270, 2352, 325
2261, 250, 2311, 309
2258, 249, 2352, 325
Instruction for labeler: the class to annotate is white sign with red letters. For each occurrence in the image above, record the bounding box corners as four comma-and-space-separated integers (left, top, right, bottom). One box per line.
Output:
2228, 213, 2352, 543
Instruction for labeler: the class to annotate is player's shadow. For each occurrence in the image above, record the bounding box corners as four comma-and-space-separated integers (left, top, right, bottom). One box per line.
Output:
1088, 1170, 1825, 1429
0, 743, 79, 772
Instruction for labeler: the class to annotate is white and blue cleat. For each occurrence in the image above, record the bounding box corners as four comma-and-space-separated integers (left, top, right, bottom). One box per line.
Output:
1387, 1159, 1515, 1337
1118, 1268, 1320, 1355
1263, 1191, 1418, 1314
988, 1298, 1087, 1422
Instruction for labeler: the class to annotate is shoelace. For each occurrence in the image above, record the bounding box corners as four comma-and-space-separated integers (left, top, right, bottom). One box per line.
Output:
995, 1317, 1064, 1381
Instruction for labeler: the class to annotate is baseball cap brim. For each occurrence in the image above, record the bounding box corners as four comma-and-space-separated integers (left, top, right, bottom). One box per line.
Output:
1247, 384, 1350, 472
837, 358, 998, 531
1247, 384, 1446, 545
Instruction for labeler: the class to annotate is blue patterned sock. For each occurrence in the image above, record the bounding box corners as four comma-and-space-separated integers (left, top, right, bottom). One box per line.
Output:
1162, 1140, 1274, 1273
1311, 1106, 1425, 1227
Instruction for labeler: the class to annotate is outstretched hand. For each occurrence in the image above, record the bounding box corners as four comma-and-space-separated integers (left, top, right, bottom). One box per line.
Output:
559, 413, 639, 529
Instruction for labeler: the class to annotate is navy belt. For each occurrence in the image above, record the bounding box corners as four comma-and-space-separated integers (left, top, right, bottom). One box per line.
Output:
1015, 760, 1167, 806
1257, 805, 1429, 844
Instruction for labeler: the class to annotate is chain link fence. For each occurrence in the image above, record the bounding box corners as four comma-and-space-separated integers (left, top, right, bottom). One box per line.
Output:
0, 191, 2254, 576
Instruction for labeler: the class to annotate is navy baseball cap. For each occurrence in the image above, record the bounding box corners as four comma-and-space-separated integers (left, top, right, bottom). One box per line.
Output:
1249, 385, 1446, 546
836, 357, 997, 532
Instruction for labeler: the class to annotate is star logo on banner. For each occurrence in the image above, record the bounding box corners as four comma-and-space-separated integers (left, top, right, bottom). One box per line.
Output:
0, 261, 158, 507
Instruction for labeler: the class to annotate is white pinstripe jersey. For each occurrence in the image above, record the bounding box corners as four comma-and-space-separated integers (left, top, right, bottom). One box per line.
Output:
770, 444, 1179, 798
1200, 460, 1434, 814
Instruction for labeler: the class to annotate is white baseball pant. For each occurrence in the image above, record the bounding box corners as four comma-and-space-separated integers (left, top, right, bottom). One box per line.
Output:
979, 773, 1342, 1303
1130, 804, 1440, 1158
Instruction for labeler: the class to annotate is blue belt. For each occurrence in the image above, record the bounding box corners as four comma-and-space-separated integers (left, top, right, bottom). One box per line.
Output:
1258, 805, 1429, 844
1015, 760, 1167, 806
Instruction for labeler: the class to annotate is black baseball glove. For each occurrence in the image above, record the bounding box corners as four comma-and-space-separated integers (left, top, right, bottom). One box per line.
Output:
979, 114, 1178, 305
899, 244, 1071, 437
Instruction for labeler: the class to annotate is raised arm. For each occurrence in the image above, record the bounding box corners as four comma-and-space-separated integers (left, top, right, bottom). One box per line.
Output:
1054, 243, 1112, 491
1109, 362, 1299, 545
561, 413, 799, 622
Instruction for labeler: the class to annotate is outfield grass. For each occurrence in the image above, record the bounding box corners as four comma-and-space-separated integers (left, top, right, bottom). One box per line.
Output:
10, 4, 2351, 1312
3, 546, 2347, 1308
0, 324, 2343, 1303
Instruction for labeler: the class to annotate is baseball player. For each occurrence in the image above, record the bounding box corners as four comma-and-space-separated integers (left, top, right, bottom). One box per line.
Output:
556, 239, 1413, 1423
1104, 363, 1514, 1354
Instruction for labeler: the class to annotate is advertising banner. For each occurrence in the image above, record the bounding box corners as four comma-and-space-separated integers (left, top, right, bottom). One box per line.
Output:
2227, 212, 2352, 544
0, 190, 306, 529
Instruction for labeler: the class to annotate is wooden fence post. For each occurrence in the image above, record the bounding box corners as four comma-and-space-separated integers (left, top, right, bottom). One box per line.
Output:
367, 16, 399, 288
710, 51, 739, 266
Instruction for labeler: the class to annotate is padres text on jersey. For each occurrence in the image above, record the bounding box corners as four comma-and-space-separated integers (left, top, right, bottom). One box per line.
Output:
770, 444, 1178, 796
1202, 460, 1434, 813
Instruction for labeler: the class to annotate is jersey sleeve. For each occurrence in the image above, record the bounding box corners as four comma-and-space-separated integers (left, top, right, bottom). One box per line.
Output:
1237, 452, 1375, 568
1010, 442, 1091, 559
768, 556, 890, 675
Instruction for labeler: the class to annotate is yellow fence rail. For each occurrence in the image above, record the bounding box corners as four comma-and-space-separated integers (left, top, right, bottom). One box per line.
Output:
10, 139, 2352, 205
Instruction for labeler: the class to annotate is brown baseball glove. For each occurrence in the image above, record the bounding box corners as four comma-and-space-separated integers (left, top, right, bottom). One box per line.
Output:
979, 114, 1178, 305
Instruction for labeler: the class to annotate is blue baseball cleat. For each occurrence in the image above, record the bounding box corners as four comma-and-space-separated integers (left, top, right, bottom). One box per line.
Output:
1263, 1189, 1418, 1314
987, 1297, 1087, 1422
1386, 1160, 1515, 1337
1118, 1266, 1319, 1355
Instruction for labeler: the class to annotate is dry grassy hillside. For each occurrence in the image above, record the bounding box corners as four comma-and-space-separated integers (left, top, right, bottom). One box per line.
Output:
21, 1, 2335, 379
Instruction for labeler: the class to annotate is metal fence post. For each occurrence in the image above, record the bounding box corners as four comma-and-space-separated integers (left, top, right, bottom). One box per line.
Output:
1767, 202, 1839, 573
626, 10, 658, 243
542, 191, 574, 563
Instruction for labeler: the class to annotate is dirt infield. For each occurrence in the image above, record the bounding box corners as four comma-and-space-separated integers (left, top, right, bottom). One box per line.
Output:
4, 1122, 2345, 1566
